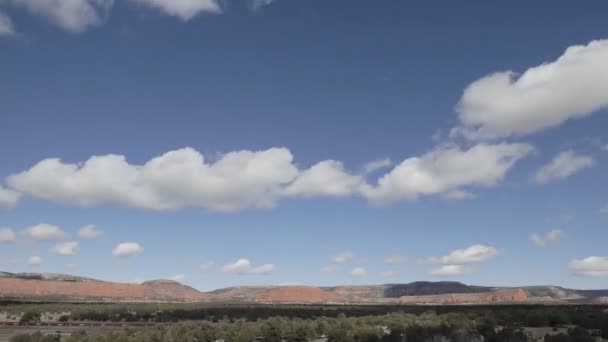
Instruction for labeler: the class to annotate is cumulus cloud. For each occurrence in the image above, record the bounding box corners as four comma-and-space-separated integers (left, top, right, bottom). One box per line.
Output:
0, 227, 16, 244
351, 267, 367, 277
362, 143, 532, 203
78, 224, 103, 239
221, 258, 276, 275
530, 229, 564, 247
283, 160, 363, 198
534, 151, 595, 184
27, 256, 44, 266
384, 255, 408, 265
112, 242, 143, 257
0, 186, 21, 210
431, 265, 473, 277
331, 251, 353, 264
128, 0, 221, 20
51, 241, 79, 256
569, 256, 608, 277
22, 224, 68, 241
7, 147, 301, 212
427, 244, 499, 265
453, 39, 608, 140
0, 11, 15, 35
8, 0, 114, 33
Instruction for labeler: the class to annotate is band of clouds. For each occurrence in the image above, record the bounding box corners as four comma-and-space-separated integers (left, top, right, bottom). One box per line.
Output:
4, 143, 532, 212
534, 150, 595, 184
0, 0, 272, 35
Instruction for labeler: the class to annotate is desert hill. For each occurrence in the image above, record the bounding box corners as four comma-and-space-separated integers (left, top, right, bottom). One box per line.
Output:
1, 272, 607, 304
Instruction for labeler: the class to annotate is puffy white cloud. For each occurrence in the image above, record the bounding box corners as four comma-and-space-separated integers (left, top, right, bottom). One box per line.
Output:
112, 242, 143, 257
284, 160, 362, 198
534, 151, 595, 184
331, 251, 353, 264
8, 0, 114, 33
351, 267, 367, 277
51, 241, 79, 256
569, 256, 608, 277
530, 229, 564, 247
384, 255, 408, 265
221, 258, 275, 275
78, 224, 104, 239
427, 244, 499, 265
0, 186, 21, 210
431, 265, 472, 277
0, 227, 16, 244
0, 11, 15, 35
170, 274, 186, 282
128, 0, 221, 20
362, 143, 532, 203
27, 256, 44, 266
22, 224, 68, 241
453, 39, 608, 140
7, 147, 301, 212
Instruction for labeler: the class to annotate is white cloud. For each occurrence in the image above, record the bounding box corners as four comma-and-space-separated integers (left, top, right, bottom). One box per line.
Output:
170, 274, 186, 282
7, 147, 301, 212
332, 251, 353, 264
199, 261, 214, 272
250, 0, 274, 10
78, 224, 103, 239
431, 264, 472, 277
51, 241, 79, 256
0, 186, 21, 210
0, 11, 15, 36
384, 255, 408, 265
112, 242, 143, 257
441, 189, 476, 200
534, 150, 595, 184
27, 256, 44, 266
530, 229, 564, 247
351, 267, 367, 277
569, 256, 608, 277
363, 159, 392, 174
0, 227, 16, 244
221, 258, 275, 275
128, 0, 221, 20
362, 143, 532, 203
428, 244, 499, 265
453, 39, 608, 140
22, 224, 68, 241
284, 160, 363, 198
8, 0, 114, 33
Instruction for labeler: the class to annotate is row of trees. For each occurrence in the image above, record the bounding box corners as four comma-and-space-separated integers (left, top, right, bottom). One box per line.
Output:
9, 309, 608, 342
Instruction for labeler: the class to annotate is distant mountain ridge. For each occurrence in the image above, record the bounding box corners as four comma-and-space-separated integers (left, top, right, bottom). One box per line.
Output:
1, 271, 607, 304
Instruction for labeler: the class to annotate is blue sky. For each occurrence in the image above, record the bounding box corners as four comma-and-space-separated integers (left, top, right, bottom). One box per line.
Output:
1, 0, 607, 291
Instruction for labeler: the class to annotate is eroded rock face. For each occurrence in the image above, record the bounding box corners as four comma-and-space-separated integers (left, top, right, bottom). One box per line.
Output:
398, 289, 528, 304
255, 286, 347, 303
0, 277, 210, 302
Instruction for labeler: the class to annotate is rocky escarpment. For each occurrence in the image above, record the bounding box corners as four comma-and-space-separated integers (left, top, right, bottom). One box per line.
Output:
254, 286, 346, 303
0, 275, 211, 302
